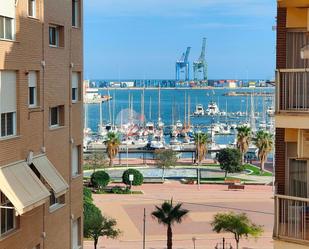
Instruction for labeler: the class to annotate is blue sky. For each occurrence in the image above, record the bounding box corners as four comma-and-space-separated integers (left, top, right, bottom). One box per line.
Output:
84, 0, 276, 80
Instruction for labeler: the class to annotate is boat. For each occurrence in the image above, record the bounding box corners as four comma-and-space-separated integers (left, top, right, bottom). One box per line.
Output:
266, 106, 275, 117
176, 120, 183, 129
193, 104, 205, 116
150, 135, 165, 149
205, 101, 220, 116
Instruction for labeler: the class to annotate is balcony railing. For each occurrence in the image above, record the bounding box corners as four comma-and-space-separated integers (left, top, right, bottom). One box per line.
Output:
274, 194, 309, 243
277, 69, 309, 112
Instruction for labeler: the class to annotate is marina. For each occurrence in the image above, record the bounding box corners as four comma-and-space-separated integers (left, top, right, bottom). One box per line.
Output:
83, 87, 275, 160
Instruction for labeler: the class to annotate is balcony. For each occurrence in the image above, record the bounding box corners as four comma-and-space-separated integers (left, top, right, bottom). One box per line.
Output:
276, 69, 309, 113
274, 194, 309, 244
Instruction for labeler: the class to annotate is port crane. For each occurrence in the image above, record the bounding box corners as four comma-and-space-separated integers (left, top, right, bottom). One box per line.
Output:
193, 38, 207, 81
176, 47, 191, 82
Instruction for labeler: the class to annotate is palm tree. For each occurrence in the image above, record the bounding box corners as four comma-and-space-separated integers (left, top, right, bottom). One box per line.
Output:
104, 132, 121, 167
236, 126, 252, 165
194, 132, 210, 165
253, 130, 273, 172
152, 199, 189, 249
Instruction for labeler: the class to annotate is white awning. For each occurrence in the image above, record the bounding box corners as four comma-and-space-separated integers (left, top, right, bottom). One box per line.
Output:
32, 155, 69, 197
0, 161, 50, 215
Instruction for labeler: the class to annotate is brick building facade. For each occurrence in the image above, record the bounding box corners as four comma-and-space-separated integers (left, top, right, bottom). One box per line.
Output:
0, 0, 83, 248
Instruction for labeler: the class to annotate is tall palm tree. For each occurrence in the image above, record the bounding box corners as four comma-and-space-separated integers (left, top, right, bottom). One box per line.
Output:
253, 130, 273, 172
104, 132, 121, 167
194, 132, 210, 165
236, 126, 252, 165
152, 199, 189, 249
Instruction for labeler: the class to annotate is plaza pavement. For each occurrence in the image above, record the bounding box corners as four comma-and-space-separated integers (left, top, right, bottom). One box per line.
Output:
84, 182, 274, 249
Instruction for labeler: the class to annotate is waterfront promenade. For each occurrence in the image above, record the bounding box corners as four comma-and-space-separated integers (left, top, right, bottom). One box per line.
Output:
84, 182, 274, 249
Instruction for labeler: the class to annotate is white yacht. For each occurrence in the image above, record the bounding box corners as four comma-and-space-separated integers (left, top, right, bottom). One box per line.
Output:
176, 120, 183, 129
205, 101, 220, 116
266, 106, 275, 117
193, 104, 205, 116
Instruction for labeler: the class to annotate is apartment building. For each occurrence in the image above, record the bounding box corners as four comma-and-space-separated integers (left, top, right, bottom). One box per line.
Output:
0, 0, 83, 248
274, 0, 309, 248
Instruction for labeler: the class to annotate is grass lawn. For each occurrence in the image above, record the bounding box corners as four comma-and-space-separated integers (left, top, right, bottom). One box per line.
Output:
245, 164, 272, 176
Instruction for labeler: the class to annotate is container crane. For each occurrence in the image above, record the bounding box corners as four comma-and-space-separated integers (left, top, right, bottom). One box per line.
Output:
176, 47, 191, 82
193, 38, 207, 82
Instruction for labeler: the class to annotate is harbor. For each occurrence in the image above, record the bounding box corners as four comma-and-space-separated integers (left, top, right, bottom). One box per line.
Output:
83, 87, 275, 161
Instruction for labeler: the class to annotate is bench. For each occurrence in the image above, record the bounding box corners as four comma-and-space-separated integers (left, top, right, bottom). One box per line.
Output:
225, 179, 245, 190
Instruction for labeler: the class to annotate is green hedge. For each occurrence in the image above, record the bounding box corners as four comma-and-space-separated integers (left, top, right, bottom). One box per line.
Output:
91, 171, 110, 189
122, 169, 144, 186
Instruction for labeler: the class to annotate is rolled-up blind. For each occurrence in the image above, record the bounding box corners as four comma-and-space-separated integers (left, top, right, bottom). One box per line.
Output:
0, 0, 15, 18
72, 72, 79, 88
28, 71, 37, 87
0, 71, 16, 113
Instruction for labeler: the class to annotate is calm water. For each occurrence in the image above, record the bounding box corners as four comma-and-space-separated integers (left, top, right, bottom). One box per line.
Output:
86, 88, 274, 131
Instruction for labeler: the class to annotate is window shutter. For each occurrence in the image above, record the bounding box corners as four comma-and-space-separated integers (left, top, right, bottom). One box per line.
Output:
71, 146, 79, 175
28, 71, 37, 87
0, 0, 16, 18
0, 71, 16, 113
72, 219, 78, 248
72, 72, 79, 88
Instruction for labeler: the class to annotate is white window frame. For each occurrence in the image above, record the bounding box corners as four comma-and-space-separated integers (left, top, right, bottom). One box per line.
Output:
71, 145, 80, 177
49, 107, 59, 128
0, 192, 16, 237
28, 71, 38, 108
0, 112, 16, 138
71, 218, 81, 249
28, 0, 36, 18
0, 16, 15, 41
72, 0, 80, 28
49, 25, 59, 47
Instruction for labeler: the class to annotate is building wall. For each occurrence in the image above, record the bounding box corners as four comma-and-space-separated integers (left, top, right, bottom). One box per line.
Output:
0, 0, 83, 248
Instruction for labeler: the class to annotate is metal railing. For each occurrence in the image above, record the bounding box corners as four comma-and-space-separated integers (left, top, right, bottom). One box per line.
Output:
276, 69, 309, 112
274, 194, 309, 242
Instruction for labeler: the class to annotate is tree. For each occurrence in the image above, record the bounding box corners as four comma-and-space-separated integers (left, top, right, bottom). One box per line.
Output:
155, 149, 178, 180
84, 203, 121, 249
122, 168, 144, 186
236, 126, 252, 165
253, 130, 273, 172
152, 199, 189, 249
217, 148, 243, 178
91, 171, 110, 189
211, 212, 263, 249
88, 152, 108, 173
194, 132, 210, 165
104, 132, 121, 167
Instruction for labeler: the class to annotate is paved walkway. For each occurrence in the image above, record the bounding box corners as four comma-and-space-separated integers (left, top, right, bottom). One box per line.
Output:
84, 182, 274, 249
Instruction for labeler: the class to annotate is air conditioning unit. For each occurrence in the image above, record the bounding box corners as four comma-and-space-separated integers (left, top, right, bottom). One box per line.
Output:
297, 130, 309, 158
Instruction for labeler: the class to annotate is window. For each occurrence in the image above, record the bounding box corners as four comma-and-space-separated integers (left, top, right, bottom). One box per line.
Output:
72, 72, 80, 103
49, 25, 64, 47
72, 218, 81, 249
0, 192, 16, 236
72, 146, 81, 177
50, 191, 65, 208
289, 159, 308, 198
0, 16, 14, 40
28, 0, 36, 18
28, 71, 38, 107
0, 71, 16, 138
50, 106, 64, 127
1, 113, 16, 137
72, 0, 80, 27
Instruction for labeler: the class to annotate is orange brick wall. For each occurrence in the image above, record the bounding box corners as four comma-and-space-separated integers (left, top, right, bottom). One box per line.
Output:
0, 0, 83, 248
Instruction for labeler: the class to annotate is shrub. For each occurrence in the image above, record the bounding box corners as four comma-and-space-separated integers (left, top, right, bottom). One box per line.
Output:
83, 187, 93, 203
122, 169, 144, 186
91, 171, 110, 189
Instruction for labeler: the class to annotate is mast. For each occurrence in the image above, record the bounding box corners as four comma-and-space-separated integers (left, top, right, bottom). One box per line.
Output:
184, 92, 187, 128
158, 83, 161, 123
188, 95, 191, 128
99, 101, 103, 127
250, 93, 256, 132
149, 96, 152, 121
112, 91, 116, 128
108, 88, 112, 124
